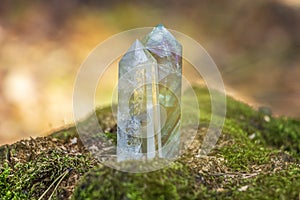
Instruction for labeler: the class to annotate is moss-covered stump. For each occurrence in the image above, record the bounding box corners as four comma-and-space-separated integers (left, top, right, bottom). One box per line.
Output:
0, 87, 299, 199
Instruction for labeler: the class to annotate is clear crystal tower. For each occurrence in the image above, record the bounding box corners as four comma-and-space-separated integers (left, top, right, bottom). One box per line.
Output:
142, 25, 182, 158
117, 39, 161, 161
117, 25, 182, 161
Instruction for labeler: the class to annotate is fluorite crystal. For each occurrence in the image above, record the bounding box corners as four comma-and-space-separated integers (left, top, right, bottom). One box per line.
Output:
117, 25, 182, 161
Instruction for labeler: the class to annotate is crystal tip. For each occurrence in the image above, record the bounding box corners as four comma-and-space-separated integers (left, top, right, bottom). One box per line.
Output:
156, 24, 165, 29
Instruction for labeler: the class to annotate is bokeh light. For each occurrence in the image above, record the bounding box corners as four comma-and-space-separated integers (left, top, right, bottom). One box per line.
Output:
0, 0, 299, 144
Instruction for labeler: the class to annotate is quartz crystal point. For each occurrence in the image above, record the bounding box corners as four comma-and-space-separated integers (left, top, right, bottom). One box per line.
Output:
142, 24, 182, 159
117, 25, 182, 162
117, 39, 161, 161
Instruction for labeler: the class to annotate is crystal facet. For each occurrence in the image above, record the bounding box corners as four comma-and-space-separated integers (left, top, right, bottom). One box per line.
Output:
117, 25, 182, 161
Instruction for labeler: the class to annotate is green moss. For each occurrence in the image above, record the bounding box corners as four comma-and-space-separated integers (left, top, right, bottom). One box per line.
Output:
217, 165, 300, 200
190, 86, 212, 125
72, 162, 197, 200
0, 163, 15, 199
261, 117, 300, 154
0, 150, 94, 199
50, 126, 78, 141
218, 119, 269, 171
220, 143, 271, 171
227, 96, 300, 156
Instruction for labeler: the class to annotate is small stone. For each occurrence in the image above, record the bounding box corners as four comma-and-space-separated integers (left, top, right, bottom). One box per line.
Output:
249, 133, 256, 140
89, 145, 99, 153
264, 115, 270, 122
70, 137, 77, 145
238, 185, 249, 191
217, 188, 225, 192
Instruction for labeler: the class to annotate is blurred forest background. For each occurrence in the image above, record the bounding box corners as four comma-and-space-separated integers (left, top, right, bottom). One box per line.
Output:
0, 0, 299, 145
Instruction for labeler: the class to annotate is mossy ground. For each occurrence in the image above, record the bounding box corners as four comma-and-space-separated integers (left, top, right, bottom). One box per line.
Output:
0, 87, 299, 199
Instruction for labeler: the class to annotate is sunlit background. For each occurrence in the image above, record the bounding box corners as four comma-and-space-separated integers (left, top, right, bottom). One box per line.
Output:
0, 0, 299, 145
